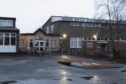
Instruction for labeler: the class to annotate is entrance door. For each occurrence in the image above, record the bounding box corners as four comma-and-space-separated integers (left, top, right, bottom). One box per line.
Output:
35, 40, 45, 53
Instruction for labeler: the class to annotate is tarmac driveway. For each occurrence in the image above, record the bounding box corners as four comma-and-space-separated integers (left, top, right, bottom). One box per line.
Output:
0, 55, 125, 84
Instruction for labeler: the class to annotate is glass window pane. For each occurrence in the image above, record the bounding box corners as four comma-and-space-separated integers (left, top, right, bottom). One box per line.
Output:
0, 37, 3, 45
40, 42, 43, 46
11, 33, 16, 37
11, 37, 16, 45
0, 33, 3, 37
36, 42, 39, 46
5, 37, 9, 45
40, 47, 43, 51
30, 42, 33, 48
5, 33, 9, 37
0, 20, 13, 27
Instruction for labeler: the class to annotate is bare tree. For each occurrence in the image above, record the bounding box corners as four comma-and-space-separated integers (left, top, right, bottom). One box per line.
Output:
95, 0, 126, 58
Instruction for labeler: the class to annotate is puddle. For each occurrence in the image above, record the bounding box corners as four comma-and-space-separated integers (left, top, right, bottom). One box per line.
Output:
12, 79, 61, 84
121, 70, 126, 72
13, 79, 91, 84
80, 75, 94, 80
0, 80, 17, 84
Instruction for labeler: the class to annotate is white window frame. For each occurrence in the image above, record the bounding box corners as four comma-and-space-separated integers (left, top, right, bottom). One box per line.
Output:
70, 37, 83, 48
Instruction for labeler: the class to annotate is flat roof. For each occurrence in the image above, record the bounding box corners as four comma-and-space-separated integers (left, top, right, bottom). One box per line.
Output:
0, 17, 16, 20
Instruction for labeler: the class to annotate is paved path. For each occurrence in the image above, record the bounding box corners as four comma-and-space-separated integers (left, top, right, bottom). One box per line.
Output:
0, 55, 125, 84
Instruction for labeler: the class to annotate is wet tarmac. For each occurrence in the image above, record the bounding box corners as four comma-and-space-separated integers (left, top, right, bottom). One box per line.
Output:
0, 55, 125, 84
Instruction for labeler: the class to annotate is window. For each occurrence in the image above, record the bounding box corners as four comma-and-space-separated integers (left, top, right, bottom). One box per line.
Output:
50, 25, 54, 33
11, 33, 16, 37
11, 33, 16, 45
46, 26, 49, 34
0, 20, 13, 27
40, 47, 43, 51
0, 33, 16, 46
19, 39, 24, 48
78, 38, 83, 48
105, 37, 108, 41
36, 36, 43, 40
36, 42, 39, 46
40, 42, 43, 46
100, 37, 104, 40
92, 37, 95, 40
5, 33, 10, 45
88, 37, 92, 41
46, 40, 49, 46
87, 41, 93, 48
51, 40, 55, 48
0, 33, 3, 45
30, 42, 33, 48
97, 38, 100, 40
70, 37, 83, 48
11, 37, 16, 45
70, 38, 77, 48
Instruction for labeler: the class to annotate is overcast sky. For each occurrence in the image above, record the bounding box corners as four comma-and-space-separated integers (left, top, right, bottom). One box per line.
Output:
0, 0, 95, 33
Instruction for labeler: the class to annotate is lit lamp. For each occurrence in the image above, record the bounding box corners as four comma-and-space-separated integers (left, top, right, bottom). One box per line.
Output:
62, 34, 67, 39
93, 34, 97, 41
59, 34, 67, 54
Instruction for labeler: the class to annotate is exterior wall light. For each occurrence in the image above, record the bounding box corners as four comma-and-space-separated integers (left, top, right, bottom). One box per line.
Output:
62, 34, 67, 39
93, 34, 97, 40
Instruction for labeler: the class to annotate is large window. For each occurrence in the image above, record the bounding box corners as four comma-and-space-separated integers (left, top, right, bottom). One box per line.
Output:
0, 20, 13, 27
70, 37, 83, 48
0, 33, 16, 46
70, 38, 78, 48
0, 33, 3, 45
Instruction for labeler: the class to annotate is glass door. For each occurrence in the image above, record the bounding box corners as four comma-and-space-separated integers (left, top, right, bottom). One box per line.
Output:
35, 40, 45, 53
